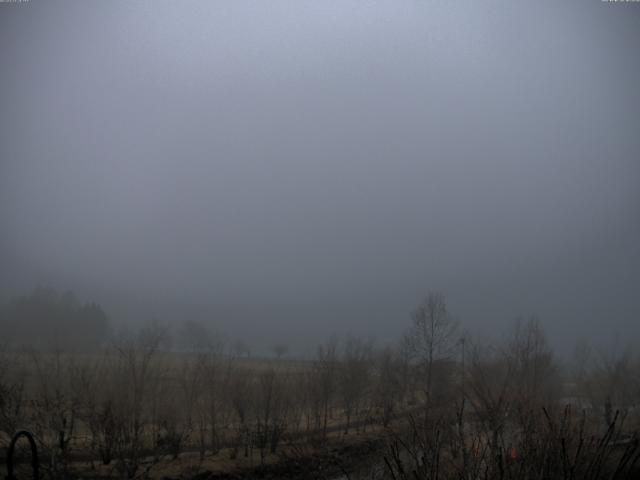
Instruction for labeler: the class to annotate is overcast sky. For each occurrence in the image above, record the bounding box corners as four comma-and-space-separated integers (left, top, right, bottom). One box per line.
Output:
1, 0, 639, 354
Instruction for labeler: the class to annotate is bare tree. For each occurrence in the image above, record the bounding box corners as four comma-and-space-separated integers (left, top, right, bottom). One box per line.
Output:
576, 343, 640, 427
272, 343, 289, 360
232, 340, 251, 359
507, 316, 560, 416
252, 367, 290, 462
194, 342, 229, 457
156, 354, 204, 459
374, 347, 402, 427
466, 339, 514, 453
307, 337, 339, 441
28, 351, 83, 478
404, 292, 458, 403
338, 336, 372, 434
111, 323, 167, 478
229, 365, 252, 459
0, 349, 25, 447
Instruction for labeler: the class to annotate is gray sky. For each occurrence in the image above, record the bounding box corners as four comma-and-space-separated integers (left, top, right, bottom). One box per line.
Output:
1, 0, 639, 354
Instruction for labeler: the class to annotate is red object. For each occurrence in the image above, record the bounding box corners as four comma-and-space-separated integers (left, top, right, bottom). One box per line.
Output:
510, 447, 519, 460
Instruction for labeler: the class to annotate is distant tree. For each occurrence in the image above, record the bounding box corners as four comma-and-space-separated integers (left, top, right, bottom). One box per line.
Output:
506, 316, 559, 410
272, 343, 289, 359
232, 340, 251, 359
576, 343, 639, 426
177, 319, 213, 351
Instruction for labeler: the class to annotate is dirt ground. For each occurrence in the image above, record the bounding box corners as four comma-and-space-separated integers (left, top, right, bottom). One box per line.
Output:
56, 429, 389, 480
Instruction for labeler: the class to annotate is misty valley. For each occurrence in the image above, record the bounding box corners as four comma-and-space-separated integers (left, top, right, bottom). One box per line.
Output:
2, 0, 639, 479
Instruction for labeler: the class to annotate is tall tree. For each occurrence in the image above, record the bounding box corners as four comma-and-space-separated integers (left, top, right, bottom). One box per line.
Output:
404, 292, 458, 401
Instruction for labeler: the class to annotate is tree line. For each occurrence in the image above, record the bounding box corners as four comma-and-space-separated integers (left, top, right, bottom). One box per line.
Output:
0, 288, 110, 351
0, 291, 638, 479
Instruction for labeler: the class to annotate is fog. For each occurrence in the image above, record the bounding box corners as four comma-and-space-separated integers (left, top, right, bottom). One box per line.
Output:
1, 0, 639, 354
